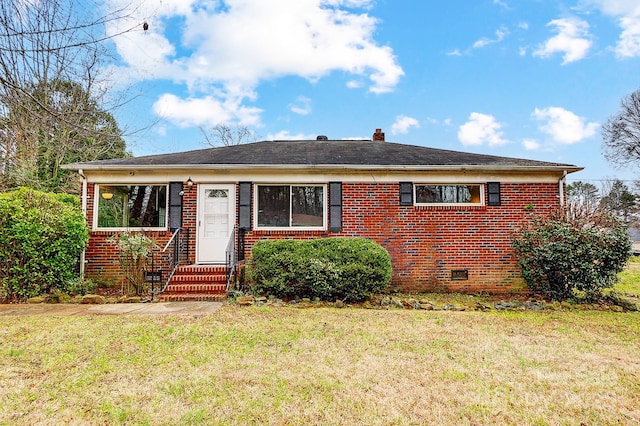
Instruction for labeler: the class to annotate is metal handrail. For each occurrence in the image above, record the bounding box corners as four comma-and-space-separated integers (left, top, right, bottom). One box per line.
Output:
225, 227, 237, 291
149, 228, 189, 300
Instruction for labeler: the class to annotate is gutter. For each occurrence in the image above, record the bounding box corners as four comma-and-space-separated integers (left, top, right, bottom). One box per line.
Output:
79, 169, 87, 278
559, 170, 567, 206
63, 163, 585, 174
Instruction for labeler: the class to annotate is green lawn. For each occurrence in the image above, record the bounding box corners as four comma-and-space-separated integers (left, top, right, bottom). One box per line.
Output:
1, 305, 639, 425
615, 256, 640, 296
1, 261, 639, 425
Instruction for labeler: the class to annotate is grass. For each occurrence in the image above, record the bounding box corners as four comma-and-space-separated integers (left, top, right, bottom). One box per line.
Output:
615, 256, 640, 296
1, 306, 639, 425
1, 261, 639, 425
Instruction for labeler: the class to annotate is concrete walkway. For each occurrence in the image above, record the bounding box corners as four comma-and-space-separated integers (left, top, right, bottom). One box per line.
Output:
0, 301, 224, 317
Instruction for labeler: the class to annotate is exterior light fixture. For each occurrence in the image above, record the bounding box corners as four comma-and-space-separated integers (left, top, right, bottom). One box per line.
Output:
101, 191, 114, 200
186, 177, 194, 189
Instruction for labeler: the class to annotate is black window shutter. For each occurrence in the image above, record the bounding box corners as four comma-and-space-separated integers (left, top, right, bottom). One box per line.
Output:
238, 182, 252, 230
329, 182, 342, 232
487, 182, 501, 206
168, 182, 183, 231
399, 182, 413, 206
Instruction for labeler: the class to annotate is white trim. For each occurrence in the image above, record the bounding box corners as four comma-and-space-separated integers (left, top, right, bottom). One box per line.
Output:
66, 163, 583, 174
79, 169, 570, 185
414, 183, 485, 206
92, 183, 169, 231
254, 183, 327, 231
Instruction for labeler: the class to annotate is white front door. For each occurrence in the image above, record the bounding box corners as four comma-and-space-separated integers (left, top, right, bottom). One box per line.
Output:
197, 184, 235, 263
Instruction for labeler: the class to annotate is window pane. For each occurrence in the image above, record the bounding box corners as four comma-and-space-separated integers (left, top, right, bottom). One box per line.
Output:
97, 185, 167, 228
257, 185, 290, 227
415, 185, 481, 204
292, 186, 323, 227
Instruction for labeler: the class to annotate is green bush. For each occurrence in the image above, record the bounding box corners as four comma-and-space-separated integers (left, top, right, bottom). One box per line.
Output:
0, 188, 89, 301
108, 232, 157, 296
246, 237, 392, 301
512, 206, 631, 301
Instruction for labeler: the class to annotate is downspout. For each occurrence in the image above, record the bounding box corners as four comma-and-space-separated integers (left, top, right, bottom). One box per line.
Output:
559, 170, 567, 206
79, 169, 88, 277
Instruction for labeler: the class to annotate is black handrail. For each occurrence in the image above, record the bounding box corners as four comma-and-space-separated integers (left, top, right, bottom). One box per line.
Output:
148, 228, 189, 300
225, 227, 237, 292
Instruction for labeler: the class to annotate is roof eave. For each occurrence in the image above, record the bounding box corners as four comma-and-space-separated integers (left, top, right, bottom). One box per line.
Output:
63, 163, 583, 174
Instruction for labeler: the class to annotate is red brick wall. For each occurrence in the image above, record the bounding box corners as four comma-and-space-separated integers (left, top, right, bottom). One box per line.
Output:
84, 183, 188, 286
241, 182, 560, 294
84, 180, 560, 294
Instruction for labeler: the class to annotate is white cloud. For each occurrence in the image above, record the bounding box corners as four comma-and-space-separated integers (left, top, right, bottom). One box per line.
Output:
584, 0, 640, 57
533, 17, 592, 64
152, 93, 262, 127
473, 27, 509, 49
289, 96, 312, 116
105, 0, 403, 126
446, 48, 463, 56
493, 0, 510, 10
426, 117, 453, 126
268, 130, 319, 140
522, 139, 541, 150
391, 115, 420, 135
532, 107, 598, 144
458, 113, 508, 147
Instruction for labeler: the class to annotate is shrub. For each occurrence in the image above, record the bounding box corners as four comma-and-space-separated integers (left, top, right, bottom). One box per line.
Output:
108, 232, 157, 296
246, 237, 392, 301
0, 188, 89, 301
512, 205, 631, 301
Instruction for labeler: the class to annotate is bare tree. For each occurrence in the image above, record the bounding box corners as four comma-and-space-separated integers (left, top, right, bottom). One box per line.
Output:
566, 181, 600, 211
199, 124, 259, 147
602, 88, 640, 168
0, 0, 140, 192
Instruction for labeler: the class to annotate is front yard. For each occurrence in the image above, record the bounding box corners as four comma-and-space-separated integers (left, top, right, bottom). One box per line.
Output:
1, 259, 639, 425
1, 303, 639, 425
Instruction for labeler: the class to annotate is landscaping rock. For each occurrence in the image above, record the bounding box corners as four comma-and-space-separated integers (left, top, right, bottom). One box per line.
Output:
442, 304, 465, 311
524, 300, 546, 311
380, 296, 392, 307
475, 302, 492, 311
27, 296, 45, 304
334, 300, 346, 309
236, 296, 255, 306
391, 299, 405, 309
80, 294, 106, 304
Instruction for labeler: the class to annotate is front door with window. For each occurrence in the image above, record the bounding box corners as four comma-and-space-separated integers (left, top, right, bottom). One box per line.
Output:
197, 184, 235, 263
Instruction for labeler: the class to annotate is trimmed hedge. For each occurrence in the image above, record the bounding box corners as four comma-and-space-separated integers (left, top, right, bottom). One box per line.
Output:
0, 188, 89, 301
246, 237, 392, 301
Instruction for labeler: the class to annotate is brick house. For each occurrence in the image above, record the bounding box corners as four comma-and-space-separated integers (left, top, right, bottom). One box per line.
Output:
63, 129, 582, 299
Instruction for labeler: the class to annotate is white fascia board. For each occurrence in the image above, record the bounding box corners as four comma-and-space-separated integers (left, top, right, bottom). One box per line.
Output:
72, 163, 583, 174
81, 168, 579, 185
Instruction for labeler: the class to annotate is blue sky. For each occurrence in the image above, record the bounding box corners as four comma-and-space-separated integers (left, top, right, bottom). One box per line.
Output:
104, 0, 640, 184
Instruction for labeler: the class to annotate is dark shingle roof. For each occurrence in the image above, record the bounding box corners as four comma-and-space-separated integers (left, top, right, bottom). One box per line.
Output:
64, 139, 581, 171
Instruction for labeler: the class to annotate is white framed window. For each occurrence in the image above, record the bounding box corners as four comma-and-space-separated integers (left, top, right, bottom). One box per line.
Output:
95, 184, 168, 229
414, 184, 483, 206
255, 184, 326, 229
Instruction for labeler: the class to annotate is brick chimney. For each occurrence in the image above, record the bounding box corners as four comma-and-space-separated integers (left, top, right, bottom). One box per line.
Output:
372, 128, 385, 141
